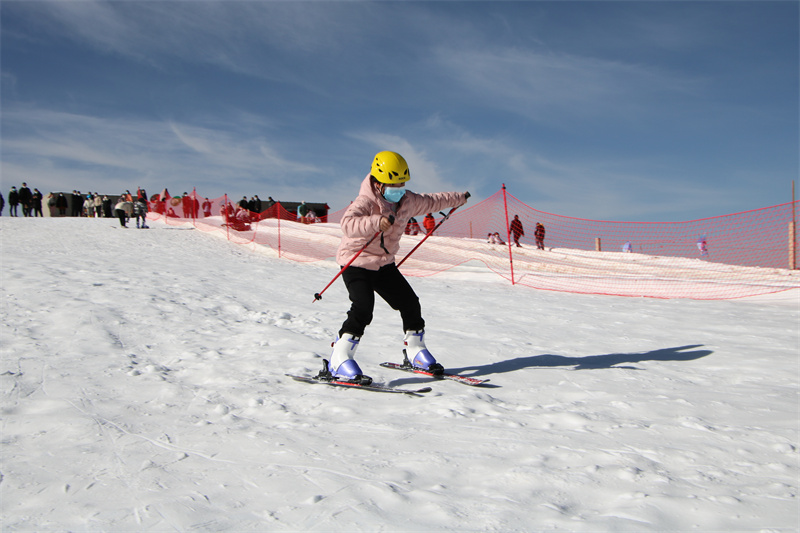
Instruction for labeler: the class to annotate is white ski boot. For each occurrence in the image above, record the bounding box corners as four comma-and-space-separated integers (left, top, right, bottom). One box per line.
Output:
326, 333, 372, 385
404, 330, 444, 375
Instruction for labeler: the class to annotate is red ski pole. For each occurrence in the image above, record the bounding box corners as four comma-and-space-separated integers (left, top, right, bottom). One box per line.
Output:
313, 215, 394, 302
397, 204, 462, 268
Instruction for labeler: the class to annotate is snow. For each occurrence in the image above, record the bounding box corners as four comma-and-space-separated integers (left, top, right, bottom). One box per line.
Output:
1, 216, 798, 531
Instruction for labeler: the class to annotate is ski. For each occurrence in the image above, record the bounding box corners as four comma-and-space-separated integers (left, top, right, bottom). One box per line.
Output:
286, 374, 432, 396
379, 362, 490, 387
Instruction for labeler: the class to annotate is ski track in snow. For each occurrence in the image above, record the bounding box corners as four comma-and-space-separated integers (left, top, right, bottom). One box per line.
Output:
1, 217, 797, 531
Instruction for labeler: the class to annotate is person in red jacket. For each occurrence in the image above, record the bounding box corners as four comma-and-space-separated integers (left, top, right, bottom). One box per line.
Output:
423, 213, 436, 234
326, 151, 469, 384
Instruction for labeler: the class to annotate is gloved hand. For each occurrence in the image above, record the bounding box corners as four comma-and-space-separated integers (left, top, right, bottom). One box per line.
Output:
379, 215, 395, 232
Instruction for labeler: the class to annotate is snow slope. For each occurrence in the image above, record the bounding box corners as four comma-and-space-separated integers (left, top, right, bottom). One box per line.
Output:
1, 217, 798, 531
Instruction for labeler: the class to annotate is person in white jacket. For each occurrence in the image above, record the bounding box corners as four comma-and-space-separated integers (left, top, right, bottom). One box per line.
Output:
93, 194, 103, 218
114, 196, 133, 227
84, 195, 95, 218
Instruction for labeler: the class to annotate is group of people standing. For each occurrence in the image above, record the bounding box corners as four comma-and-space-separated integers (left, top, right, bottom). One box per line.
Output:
113, 189, 150, 228
82, 193, 112, 218
0, 185, 151, 221
4, 183, 44, 217
66, 191, 92, 217
77, 189, 146, 221
58, 190, 111, 218
232, 195, 281, 220
486, 216, 546, 250
403, 213, 439, 236
238, 195, 272, 215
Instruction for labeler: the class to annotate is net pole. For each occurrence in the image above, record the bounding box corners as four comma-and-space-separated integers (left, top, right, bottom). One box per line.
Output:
224, 194, 229, 240
251, 199, 257, 244
502, 184, 515, 285
791, 180, 796, 270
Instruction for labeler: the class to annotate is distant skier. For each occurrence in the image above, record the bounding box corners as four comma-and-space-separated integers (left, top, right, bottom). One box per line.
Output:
487, 232, 505, 245
510, 215, 525, 247
134, 197, 149, 229
534, 222, 545, 250
697, 235, 709, 257
325, 151, 470, 385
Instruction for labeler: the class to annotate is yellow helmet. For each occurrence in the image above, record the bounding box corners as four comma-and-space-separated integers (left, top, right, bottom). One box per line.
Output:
370, 151, 410, 184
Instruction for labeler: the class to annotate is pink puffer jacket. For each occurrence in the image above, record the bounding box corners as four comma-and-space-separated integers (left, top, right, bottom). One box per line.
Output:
336, 174, 468, 270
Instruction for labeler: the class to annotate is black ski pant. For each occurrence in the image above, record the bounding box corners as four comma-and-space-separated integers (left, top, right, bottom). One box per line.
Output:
340, 263, 424, 338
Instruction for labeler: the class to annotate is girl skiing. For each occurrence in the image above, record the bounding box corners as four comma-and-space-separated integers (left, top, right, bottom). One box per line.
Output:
326, 151, 469, 385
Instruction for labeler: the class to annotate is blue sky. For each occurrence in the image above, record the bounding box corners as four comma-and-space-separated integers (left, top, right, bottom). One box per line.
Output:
2, 1, 797, 222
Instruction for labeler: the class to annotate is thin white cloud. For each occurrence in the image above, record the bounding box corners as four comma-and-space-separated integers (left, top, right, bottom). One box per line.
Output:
168, 120, 320, 175
8, 1, 367, 81
169, 122, 214, 155
413, 113, 751, 221
431, 45, 701, 123
2, 108, 323, 198
258, 145, 318, 175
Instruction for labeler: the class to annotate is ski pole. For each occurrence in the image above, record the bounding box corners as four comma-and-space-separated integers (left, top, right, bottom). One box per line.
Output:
313, 215, 394, 302
397, 203, 463, 268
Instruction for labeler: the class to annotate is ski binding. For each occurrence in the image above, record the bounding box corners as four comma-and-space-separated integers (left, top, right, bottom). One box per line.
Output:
380, 351, 490, 386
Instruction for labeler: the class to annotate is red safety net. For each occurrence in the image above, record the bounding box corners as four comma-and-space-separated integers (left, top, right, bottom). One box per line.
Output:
148, 188, 800, 300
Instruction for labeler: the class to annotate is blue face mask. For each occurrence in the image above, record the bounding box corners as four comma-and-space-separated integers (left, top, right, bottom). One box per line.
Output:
382, 186, 406, 203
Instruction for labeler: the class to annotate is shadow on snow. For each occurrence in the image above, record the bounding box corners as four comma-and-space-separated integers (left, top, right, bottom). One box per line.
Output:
448, 344, 713, 376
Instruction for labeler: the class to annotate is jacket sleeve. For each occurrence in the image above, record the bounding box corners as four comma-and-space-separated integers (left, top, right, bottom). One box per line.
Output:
401, 191, 467, 219
340, 196, 383, 238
